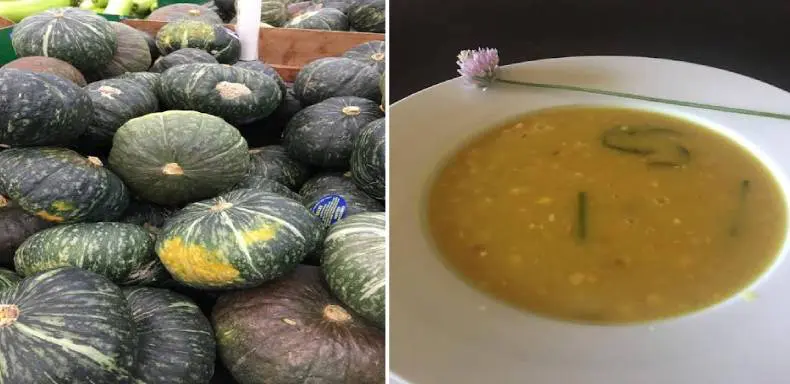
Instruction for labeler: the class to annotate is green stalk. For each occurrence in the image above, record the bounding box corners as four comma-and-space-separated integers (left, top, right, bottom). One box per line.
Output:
0, 0, 71, 22
103, 0, 133, 15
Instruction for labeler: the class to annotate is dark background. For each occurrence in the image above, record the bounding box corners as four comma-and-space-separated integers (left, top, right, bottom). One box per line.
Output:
389, 0, 790, 102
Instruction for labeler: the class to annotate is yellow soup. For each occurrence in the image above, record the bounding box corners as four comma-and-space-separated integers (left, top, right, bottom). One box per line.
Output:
427, 106, 788, 324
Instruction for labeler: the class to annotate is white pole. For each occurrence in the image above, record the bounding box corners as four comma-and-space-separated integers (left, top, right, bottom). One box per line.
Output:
236, 0, 262, 61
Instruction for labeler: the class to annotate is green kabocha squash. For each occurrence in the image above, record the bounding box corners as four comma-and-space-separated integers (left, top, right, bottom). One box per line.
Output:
233, 176, 301, 201
156, 19, 241, 64
14, 222, 162, 285
212, 265, 385, 384
293, 57, 381, 105
347, 0, 384, 32
156, 189, 324, 289
322, 212, 385, 327
300, 172, 384, 226
341, 40, 385, 73
147, 3, 224, 24
158, 63, 282, 125
90, 22, 152, 80
0, 268, 20, 290
11, 8, 117, 72
247, 145, 312, 191
123, 287, 216, 384
320, 0, 352, 13
259, 0, 289, 26
350, 118, 385, 199
150, 47, 218, 73
109, 111, 250, 206
0, 198, 54, 267
0, 267, 138, 383
115, 71, 162, 93
285, 7, 348, 30
1, 56, 87, 86
83, 79, 159, 150
283, 96, 383, 168
0, 68, 92, 147
0, 147, 129, 223
233, 60, 286, 94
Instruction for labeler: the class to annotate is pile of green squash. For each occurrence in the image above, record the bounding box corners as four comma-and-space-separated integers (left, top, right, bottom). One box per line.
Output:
0, 6, 386, 384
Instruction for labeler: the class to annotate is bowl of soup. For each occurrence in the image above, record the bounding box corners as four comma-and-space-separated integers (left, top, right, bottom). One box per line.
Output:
389, 56, 790, 384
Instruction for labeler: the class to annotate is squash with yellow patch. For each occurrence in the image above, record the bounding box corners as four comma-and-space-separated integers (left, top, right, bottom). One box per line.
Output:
155, 19, 241, 64
155, 189, 324, 290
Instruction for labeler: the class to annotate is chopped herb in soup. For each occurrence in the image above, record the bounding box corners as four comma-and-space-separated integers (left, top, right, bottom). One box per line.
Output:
427, 106, 788, 324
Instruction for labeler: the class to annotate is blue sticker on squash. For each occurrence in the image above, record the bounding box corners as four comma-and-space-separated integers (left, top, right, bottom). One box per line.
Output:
311, 194, 348, 225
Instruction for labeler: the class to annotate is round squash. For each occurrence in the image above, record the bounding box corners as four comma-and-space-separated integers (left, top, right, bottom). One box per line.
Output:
341, 40, 385, 73
299, 172, 384, 226
88, 22, 152, 81
123, 287, 216, 384
83, 79, 159, 150
0, 68, 92, 147
212, 265, 385, 384
233, 176, 301, 200
293, 57, 381, 105
115, 71, 161, 93
11, 8, 117, 72
0, 267, 138, 383
156, 19, 241, 64
0, 199, 53, 267
207, 0, 236, 22
0, 268, 20, 290
322, 212, 385, 327
15, 222, 160, 285
147, 3, 224, 24
248, 145, 312, 191
285, 8, 348, 30
347, 0, 384, 32
233, 60, 286, 94
283, 96, 383, 168
155, 189, 324, 289
0, 147, 130, 223
109, 111, 250, 206
259, 0, 288, 26
149, 47, 218, 73
350, 118, 385, 199
158, 63, 282, 125
1, 56, 87, 86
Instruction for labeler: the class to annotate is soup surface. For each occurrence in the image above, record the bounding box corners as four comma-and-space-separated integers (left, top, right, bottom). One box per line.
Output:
427, 106, 788, 324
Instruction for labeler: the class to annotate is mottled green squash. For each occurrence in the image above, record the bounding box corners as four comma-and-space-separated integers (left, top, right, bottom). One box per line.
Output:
322, 212, 385, 327
147, 3, 224, 24
149, 47, 218, 73
0, 268, 20, 290
109, 111, 250, 205
293, 57, 381, 105
0, 199, 54, 266
233, 176, 301, 200
156, 19, 241, 64
283, 96, 383, 168
91, 22, 152, 80
0, 68, 92, 147
159, 63, 282, 125
233, 60, 286, 94
155, 189, 324, 289
15, 222, 160, 285
123, 287, 216, 384
350, 118, 385, 199
0, 268, 138, 383
248, 145, 312, 191
285, 8, 348, 30
0, 147, 130, 223
212, 265, 385, 384
1, 56, 87, 86
259, 0, 289, 26
347, 0, 384, 32
341, 40, 385, 73
300, 172, 384, 226
11, 8, 117, 72
83, 79, 159, 150
115, 71, 162, 93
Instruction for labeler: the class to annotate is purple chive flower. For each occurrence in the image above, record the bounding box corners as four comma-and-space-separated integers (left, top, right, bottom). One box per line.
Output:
456, 48, 500, 88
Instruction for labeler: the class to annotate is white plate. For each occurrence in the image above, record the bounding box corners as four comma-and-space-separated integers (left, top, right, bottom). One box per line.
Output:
389, 56, 790, 384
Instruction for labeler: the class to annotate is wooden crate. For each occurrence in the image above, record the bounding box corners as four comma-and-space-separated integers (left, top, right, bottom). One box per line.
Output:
124, 20, 384, 82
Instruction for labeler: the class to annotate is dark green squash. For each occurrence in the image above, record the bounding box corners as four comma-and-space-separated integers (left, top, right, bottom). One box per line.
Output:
283, 96, 383, 168
155, 189, 324, 290
347, 0, 384, 32
115, 71, 162, 93
0, 267, 138, 383
108, 111, 250, 206
350, 118, 385, 199
0, 68, 92, 147
299, 172, 384, 226
341, 40, 385, 73
237, 87, 304, 147
233, 60, 286, 94
319, 0, 352, 14
158, 63, 282, 125
322, 212, 385, 327
259, 0, 289, 26
247, 145, 312, 191
123, 287, 216, 384
90, 22, 152, 80
0, 147, 130, 223
285, 8, 348, 30
140, 30, 161, 62
212, 265, 385, 384
11, 8, 117, 72
233, 176, 301, 200
146, 3, 224, 24
83, 79, 159, 151
1, 56, 87, 86
205, 0, 236, 22
293, 57, 381, 105
149, 47, 218, 73
14, 222, 161, 285
156, 19, 241, 64
0, 268, 20, 290
0, 198, 54, 267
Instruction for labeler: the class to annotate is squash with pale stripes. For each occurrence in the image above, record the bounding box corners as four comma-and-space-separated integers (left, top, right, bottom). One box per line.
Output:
0, 268, 19, 290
